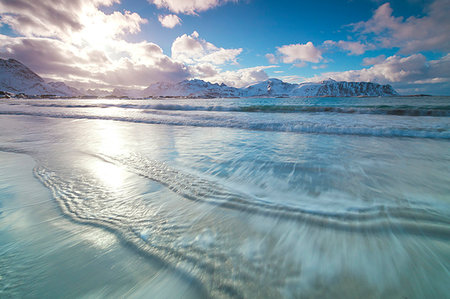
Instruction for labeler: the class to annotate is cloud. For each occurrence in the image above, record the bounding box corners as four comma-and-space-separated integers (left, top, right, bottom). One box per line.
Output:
351, 0, 450, 53
0, 0, 190, 89
311, 64, 327, 70
0, 0, 268, 90
277, 42, 322, 63
362, 55, 386, 66
323, 40, 369, 55
0, 0, 145, 41
204, 66, 277, 88
148, 0, 236, 15
0, 35, 189, 88
158, 14, 181, 28
306, 54, 450, 89
171, 31, 242, 65
265, 53, 277, 64
189, 63, 219, 77
293, 62, 307, 68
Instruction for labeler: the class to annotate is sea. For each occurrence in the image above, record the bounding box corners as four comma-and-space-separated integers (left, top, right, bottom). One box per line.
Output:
0, 96, 449, 298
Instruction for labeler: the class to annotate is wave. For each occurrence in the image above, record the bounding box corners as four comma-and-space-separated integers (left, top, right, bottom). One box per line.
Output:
96, 153, 450, 237
1, 110, 449, 139
25, 102, 450, 117
240, 104, 450, 117
33, 152, 450, 297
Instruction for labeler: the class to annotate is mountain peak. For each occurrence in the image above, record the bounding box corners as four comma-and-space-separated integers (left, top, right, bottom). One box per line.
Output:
0, 58, 80, 96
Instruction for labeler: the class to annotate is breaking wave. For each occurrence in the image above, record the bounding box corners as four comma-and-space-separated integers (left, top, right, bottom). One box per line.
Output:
24, 102, 450, 117
0, 110, 448, 139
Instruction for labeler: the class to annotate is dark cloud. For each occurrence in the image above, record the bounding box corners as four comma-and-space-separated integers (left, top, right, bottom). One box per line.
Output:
0, 0, 87, 37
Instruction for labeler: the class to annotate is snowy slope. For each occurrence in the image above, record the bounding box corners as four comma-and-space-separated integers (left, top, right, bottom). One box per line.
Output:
48, 82, 83, 97
0, 58, 80, 96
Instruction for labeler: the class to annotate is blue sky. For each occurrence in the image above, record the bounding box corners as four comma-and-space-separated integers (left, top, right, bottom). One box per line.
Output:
0, 0, 449, 94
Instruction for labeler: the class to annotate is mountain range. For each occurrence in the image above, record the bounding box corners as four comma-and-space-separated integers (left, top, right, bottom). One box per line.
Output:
0, 58, 398, 98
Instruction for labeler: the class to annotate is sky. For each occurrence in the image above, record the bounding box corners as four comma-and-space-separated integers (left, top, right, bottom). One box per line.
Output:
0, 0, 449, 94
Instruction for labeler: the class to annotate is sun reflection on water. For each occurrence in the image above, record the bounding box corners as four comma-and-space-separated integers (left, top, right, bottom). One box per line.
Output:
85, 120, 130, 189
89, 159, 128, 189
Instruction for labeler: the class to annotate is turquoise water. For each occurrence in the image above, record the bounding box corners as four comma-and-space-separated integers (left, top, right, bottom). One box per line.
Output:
0, 96, 449, 298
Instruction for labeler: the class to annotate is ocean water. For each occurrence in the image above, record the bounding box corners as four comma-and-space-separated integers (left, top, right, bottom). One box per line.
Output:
0, 96, 449, 298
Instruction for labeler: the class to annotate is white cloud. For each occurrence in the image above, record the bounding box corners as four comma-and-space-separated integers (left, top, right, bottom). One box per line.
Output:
362, 55, 386, 66
158, 14, 181, 28
293, 62, 307, 68
312, 64, 327, 70
171, 31, 242, 65
277, 42, 322, 63
189, 62, 219, 77
205, 66, 277, 88
351, 0, 450, 53
324, 40, 369, 55
149, 0, 236, 15
265, 53, 277, 64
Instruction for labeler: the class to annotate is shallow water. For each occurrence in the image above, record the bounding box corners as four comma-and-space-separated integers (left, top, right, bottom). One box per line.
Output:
0, 96, 449, 298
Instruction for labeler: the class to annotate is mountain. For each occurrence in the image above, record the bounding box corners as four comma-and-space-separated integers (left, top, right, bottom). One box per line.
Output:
140, 78, 398, 98
0, 58, 398, 98
47, 81, 83, 97
243, 78, 398, 97
244, 78, 297, 97
292, 79, 398, 97
141, 79, 243, 98
0, 58, 80, 97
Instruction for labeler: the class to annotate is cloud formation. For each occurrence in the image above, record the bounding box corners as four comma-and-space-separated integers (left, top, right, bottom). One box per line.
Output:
265, 53, 277, 64
205, 66, 277, 88
0, 0, 145, 40
0, 0, 266, 89
362, 55, 386, 66
0, 0, 191, 89
171, 31, 242, 65
323, 40, 369, 55
352, 0, 450, 53
158, 14, 181, 28
149, 0, 236, 15
277, 42, 322, 63
308, 54, 450, 93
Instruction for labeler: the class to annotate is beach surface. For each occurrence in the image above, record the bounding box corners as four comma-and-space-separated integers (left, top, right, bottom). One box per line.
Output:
0, 96, 449, 298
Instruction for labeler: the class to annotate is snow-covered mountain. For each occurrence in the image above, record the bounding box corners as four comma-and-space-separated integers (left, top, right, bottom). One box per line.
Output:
0, 58, 80, 97
139, 78, 398, 98
140, 79, 244, 98
47, 81, 83, 97
244, 78, 297, 97
1, 58, 398, 98
293, 79, 398, 97
243, 78, 397, 97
